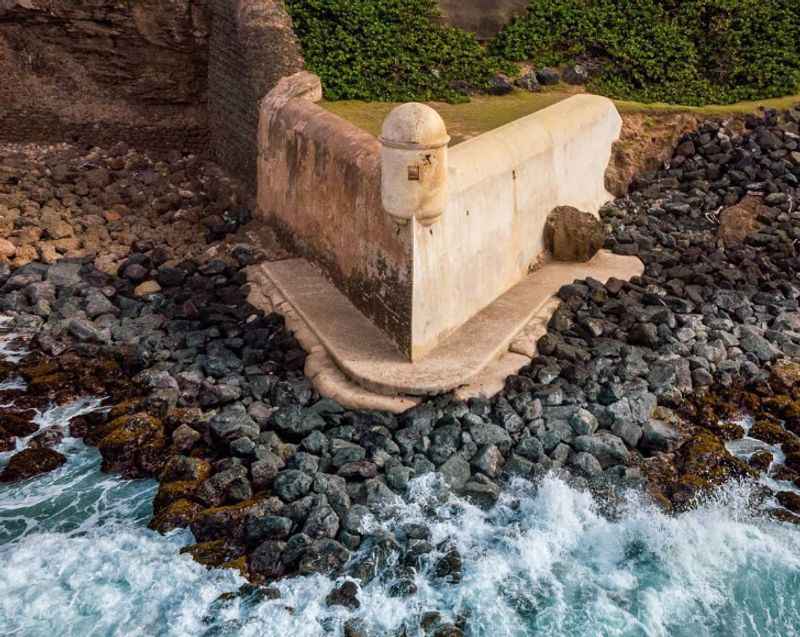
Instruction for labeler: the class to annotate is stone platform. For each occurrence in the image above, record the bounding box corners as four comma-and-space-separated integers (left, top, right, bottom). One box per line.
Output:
247, 250, 643, 413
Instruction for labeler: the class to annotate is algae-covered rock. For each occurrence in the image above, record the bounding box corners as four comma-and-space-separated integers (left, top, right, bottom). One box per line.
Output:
180, 540, 246, 569
149, 498, 202, 534
97, 412, 165, 478
0, 447, 67, 482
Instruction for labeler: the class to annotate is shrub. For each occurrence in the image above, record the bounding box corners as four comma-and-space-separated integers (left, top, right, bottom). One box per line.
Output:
491, 0, 800, 105
284, 0, 507, 103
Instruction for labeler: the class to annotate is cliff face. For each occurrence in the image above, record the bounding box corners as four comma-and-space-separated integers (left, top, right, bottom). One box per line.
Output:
0, 0, 524, 160
0, 0, 211, 151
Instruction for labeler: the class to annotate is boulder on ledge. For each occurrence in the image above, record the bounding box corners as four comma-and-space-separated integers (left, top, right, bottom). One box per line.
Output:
544, 206, 607, 262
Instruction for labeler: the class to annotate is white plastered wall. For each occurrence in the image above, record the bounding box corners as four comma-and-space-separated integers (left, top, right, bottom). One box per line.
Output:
411, 94, 622, 360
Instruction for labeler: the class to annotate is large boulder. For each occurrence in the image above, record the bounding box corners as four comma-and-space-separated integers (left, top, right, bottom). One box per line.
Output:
544, 206, 607, 262
0, 447, 67, 482
718, 196, 764, 247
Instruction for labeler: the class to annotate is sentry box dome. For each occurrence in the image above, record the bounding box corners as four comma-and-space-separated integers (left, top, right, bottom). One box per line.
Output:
379, 103, 450, 227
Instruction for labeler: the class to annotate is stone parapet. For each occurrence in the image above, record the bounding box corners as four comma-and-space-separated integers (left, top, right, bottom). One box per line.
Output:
257, 73, 622, 362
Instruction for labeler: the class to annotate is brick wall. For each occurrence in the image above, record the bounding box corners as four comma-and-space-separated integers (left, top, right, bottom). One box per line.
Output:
208, 0, 304, 191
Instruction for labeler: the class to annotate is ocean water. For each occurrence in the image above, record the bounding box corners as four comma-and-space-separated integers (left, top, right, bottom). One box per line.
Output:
1, 322, 800, 636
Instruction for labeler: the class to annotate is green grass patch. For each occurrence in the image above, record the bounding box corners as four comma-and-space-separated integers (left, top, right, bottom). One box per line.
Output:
323, 90, 800, 145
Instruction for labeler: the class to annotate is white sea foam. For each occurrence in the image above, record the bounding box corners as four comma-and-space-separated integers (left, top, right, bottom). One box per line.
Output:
2, 469, 800, 637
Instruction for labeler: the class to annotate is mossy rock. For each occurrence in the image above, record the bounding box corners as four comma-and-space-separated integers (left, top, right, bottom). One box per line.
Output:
0, 412, 38, 437
19, 360, 60, 381
108, 399, 146, 420
784, 451, 800, 473
0, 448, 67, 483
97, 412, 165, 477
770, 508, 800, 526
220, 556, 249, 578
149, 498, 202, 534
770, 359, 800, 393
670, 430, 754, 509
99, 413, 163, 447
190, 498, 269, 544
153, 480, 203, 513
763, 395, 800, 419
180, 540, 245, 569
27, 372, 72, 392
750, 418, 798, 446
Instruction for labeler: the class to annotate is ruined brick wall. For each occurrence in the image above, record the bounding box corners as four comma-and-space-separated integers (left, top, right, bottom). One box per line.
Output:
0, 0, 211, 153
208, 0, 304, 190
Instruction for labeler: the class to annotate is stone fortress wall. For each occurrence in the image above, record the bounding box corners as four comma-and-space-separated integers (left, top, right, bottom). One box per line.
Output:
257, 72, 622, 361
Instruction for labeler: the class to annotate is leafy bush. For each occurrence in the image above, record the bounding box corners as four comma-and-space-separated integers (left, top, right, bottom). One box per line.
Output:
491, 0, 800, 105
284, 0, 507, 103
285, 0, 800, 106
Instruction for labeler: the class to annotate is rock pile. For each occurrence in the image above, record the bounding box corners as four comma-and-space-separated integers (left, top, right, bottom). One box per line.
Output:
2, 105, 800, 599
0, 143, 252, 274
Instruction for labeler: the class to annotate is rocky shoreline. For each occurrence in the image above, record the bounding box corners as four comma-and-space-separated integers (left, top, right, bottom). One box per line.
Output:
2, 105, 800, 635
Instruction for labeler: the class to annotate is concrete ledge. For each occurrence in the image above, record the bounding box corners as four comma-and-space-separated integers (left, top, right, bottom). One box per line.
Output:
248, 250, 643, 403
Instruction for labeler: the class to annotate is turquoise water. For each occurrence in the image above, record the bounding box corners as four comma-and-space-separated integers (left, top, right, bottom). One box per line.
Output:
3, 433, 800, 637
1, 325, 800, 635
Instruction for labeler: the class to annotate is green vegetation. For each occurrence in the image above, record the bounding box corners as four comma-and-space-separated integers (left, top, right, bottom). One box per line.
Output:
286, 0, 800, 107
323, 90, 800, 146
492, 0, 800, 105
284, 0, 508, 103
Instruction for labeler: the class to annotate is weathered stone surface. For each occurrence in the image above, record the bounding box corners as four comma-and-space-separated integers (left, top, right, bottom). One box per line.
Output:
544, 206, 607, 262
718, 196, 764, 247
0, 447, 67, 482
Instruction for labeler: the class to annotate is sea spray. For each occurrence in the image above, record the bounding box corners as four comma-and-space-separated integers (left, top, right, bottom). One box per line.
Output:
3, 463, 800, 637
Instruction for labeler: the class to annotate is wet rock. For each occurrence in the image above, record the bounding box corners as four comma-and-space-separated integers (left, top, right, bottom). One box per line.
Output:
0, 447, 67, 482
573, 432, 629, 468
1, 412, 38, 437
749, 450, 773, 472
298, 539, 351, 575
433, 544, 463, 583
462, 475, 500, 508
326, 580, 361, 610
250, 540, 288, 579
439, 455, 471, 491
777, 491, 800, 514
